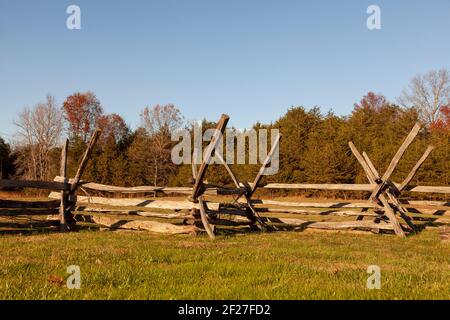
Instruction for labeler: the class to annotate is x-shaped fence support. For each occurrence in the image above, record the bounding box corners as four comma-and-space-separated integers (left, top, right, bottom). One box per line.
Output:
58, 129, 101, 232
348, 123, 434, 237
188, 114, 230, 239
188, 114, 281, 239
216, 132, 281, 231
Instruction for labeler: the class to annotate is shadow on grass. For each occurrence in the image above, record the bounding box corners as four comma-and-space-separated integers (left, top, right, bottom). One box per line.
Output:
0, 219, 100, 236
0, 209, 447, 238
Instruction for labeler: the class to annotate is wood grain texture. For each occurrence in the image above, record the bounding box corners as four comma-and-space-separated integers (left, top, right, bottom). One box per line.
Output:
59, 139, 69, 232
91, 215, 199, 235
48, 192, 220, 210
261, 183, 450, 194
235, 216, 394, 230
75, 207, 194, 219
191, 150, 215, 239
191, 114, 229, 200
382, 123, 421, 182
399, 145, 434, 191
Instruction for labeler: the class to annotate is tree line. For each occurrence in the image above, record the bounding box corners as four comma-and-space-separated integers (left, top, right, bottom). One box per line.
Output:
0, 69, 449, 196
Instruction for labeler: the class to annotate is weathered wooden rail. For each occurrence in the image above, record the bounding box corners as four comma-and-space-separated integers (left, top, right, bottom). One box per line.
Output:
261, 183, 450, 194
1, 117, 449, 239
0, 130, 101, 232
50, 117, 448, 239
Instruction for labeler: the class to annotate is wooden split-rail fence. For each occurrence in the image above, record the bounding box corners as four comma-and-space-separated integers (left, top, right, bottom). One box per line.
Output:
0, 130, 100, 232
1, 116, 449, 238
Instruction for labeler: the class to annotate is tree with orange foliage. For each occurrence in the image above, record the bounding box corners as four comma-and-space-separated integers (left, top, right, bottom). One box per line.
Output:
62, 91, 103, 142
430, 105, 450, 132
97, 113, 129, 145
354, 92, 388, 112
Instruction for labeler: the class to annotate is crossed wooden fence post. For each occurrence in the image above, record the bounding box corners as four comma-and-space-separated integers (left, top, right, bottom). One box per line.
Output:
230, 133, 281, 229
188, 114, 230, 239
215, 134, 282, 231
188, 114, 281, 239
348, 123, 434, 237
58, 130, 101, 231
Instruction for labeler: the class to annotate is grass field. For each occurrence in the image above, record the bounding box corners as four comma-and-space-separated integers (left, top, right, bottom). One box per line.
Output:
1, 227, 449, 300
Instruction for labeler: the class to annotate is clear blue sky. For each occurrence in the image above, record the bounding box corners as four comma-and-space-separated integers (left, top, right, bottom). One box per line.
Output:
1, 0, 450, 140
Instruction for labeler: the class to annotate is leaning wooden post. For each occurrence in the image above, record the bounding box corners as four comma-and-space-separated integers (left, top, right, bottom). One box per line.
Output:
70, 130, 101, 194
189, 114, 229, 202
380, 123, 420, 179
248, 133, 281, 198
65, 130, 101, 229
349, 142, 405, 237
369, 123, 421, 200
362, 151, 416, 232
59, 139, 69, 232
399, 145, 434, 191
192, 148, 215, 239
240, 133, 281, 230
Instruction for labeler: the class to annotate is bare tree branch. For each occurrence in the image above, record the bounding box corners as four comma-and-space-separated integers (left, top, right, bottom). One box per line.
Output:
13, 95, 63, 181
399, 69, 450, 126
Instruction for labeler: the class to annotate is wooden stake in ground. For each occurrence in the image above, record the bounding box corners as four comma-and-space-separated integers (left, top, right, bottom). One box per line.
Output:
65, 129, 101, 230
59, 139, 69, 232
191, 148, 215, 239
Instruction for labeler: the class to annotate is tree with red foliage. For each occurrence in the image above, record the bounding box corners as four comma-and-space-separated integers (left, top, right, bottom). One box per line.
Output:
353, 92, 388, 112
97, 113, 129, 144
430, 105, 450, 132
62, 92, 103, 142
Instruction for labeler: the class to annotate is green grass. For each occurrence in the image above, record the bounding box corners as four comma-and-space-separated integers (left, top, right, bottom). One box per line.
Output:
0, 228, 449, 300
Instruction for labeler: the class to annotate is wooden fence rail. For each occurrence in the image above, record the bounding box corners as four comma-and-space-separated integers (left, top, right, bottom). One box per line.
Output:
0, 130, 101, 232
1, 180, 447, 196
261, 183, 450, 194
62, 120, 447, 238
1, 118, 449, 239
42, 180, 449, 196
